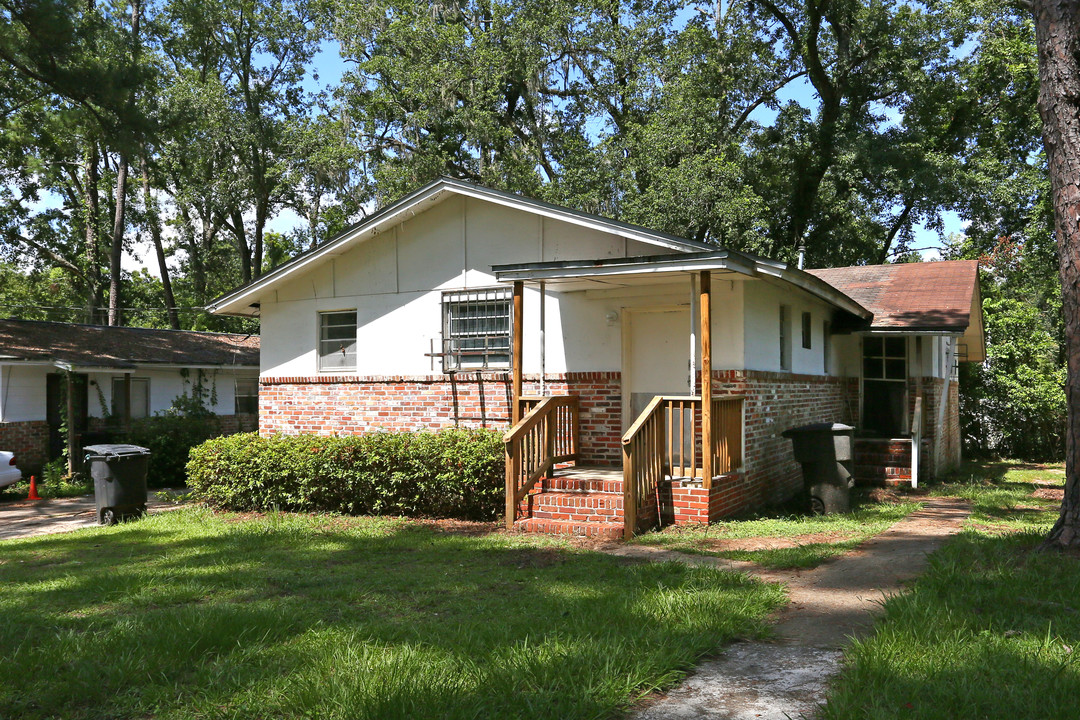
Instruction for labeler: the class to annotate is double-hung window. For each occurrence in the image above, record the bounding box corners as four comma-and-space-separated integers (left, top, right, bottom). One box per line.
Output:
779, 305, 792, 371
442, 288, 512, 370
318, 311, 357, 371
235, 377, 259, 414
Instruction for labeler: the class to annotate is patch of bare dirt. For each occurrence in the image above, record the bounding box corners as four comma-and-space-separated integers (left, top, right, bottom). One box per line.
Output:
1032, 487, 1065, 502
688, 531, 857, 552
411, 518, 500, 535
497, 547, 568, 569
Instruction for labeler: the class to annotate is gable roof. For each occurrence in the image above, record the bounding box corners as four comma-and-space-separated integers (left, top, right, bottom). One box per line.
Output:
0, 319, 259, 370
806, 260, 979, 331
208, 176, 714, 316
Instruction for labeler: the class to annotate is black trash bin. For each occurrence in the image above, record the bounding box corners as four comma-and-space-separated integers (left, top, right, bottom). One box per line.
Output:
84, 444, 151, 525
781, 423, 855, 514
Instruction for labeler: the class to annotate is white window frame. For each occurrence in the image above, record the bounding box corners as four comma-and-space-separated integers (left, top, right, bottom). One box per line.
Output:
318, 310, 358, 372
441, 288, 512, 370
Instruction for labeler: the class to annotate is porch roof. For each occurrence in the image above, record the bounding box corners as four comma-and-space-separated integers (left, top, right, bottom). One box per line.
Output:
492, 250, 874, 320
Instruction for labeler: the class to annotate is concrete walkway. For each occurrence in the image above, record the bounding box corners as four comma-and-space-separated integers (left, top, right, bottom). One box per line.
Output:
611, 497, 972, 720
0, 490, 186, 541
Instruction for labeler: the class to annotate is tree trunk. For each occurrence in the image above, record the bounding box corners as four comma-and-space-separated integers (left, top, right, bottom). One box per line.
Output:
141, 157, 180, 330
1033, 0, 1080, 551
108, 156, 127, 326
83, 146, 101, 323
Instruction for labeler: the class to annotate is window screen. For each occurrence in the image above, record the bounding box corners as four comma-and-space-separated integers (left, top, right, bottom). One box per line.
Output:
112, 377, 149, 419
319, 311, 357, 371
442, 288, 512, 369
235, 377, 259, 414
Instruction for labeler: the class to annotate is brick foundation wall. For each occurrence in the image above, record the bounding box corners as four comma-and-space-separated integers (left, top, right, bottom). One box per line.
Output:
0, 421, 49, 476
712, 370, 858, 518
260, 372, 624, 465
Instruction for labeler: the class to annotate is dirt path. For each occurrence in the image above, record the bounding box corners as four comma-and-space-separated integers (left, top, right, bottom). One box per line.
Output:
612, 497, 972, 719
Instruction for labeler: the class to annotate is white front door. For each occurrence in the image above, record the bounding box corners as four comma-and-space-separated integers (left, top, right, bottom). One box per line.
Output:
622, 306, 692, 429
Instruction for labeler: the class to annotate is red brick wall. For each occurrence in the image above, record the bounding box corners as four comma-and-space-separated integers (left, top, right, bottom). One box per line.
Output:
260, 372, 624, 465
0, 421, 49, 476
712, 370, 858, 517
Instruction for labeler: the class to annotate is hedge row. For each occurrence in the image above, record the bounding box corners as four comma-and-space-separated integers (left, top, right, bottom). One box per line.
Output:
186, 429, 505, 520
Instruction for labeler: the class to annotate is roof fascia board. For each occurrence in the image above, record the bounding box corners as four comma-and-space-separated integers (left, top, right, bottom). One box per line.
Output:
209, 181, 450, 313
442, 180, 711, 253
762, 265, 872, 320
209, 178, 711, 315
494, 257, 754, 282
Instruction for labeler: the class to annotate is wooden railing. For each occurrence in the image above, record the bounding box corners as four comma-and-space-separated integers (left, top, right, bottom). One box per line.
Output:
504, 395, 580, 529
622, 395, 744, 539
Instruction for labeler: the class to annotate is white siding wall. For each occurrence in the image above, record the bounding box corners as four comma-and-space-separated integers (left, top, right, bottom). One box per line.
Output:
258, 195, 678, 378
742, 280, 839, 375
0, 364, 257, 423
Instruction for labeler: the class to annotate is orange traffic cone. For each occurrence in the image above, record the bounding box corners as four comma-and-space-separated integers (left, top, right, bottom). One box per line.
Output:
27, 475, 41, 501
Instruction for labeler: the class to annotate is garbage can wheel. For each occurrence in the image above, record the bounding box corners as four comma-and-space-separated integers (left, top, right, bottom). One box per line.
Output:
809, 496, 826, 516
99, 507, 117, 526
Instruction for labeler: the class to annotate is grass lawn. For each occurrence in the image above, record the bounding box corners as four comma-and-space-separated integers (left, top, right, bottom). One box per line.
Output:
824, 461, 1080, 719
0, 509, 784, 720
630, 489, 922, 568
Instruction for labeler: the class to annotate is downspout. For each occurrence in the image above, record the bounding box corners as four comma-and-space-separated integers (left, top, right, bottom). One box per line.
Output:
0, 365, 8, 423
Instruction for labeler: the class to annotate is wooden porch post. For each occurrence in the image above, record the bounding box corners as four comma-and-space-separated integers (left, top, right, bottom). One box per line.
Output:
512, 280, 524, 425
700, 271, 713, 488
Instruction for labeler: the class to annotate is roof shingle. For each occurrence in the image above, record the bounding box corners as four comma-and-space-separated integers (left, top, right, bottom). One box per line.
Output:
807, 260, 979, 331
0, 319, 259, 369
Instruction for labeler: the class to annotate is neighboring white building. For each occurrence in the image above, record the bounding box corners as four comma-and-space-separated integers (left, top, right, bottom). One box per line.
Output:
208, 177, 984, 537
0, 320, 260, 473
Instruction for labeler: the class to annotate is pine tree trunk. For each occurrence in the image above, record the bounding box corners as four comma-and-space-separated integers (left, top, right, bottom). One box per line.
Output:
108, 156, 127, 326
141, 157, 180, 330
1033, 0, 1080, 550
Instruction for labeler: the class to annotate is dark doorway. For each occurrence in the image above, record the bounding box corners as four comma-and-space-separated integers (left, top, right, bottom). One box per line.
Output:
861, 336, 907, 437
46, 373, 89, 460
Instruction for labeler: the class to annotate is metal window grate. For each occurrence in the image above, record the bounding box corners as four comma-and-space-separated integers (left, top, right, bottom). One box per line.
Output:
442, 288, 512, 370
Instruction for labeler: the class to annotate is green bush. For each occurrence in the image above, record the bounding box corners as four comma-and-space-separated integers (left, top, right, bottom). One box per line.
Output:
186, 429, 505, 520
130, 414, 223, 488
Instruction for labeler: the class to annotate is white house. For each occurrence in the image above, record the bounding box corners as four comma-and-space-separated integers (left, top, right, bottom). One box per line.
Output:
0, 319, 260, 474
208, 177, 984, 538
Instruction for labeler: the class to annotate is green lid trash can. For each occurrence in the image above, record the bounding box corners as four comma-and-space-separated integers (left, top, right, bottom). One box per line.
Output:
84, 444, 150, 525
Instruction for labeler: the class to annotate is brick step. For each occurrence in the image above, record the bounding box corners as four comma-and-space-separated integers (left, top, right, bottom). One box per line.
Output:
545, 475, 623, 494
530, 491, 625, 523
514, 517, 624, 540
855, 464, 912, 479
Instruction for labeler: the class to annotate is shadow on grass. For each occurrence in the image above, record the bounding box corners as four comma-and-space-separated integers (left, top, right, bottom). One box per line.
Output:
823, 530, 1080, 719
0, 509, 784, 720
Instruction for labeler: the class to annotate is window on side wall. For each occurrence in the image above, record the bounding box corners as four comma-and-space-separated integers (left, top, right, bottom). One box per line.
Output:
318, 311, 358, 371
235, 377, 259, 414
112, 377, 150, 419
442, 288, 512, 370
802, 312, 812, 349
823, 320, 832, 374
779, 305, 792, 371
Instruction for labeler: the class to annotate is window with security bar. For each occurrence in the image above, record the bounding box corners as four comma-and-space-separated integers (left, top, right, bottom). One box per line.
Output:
442, 288, 512, 370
